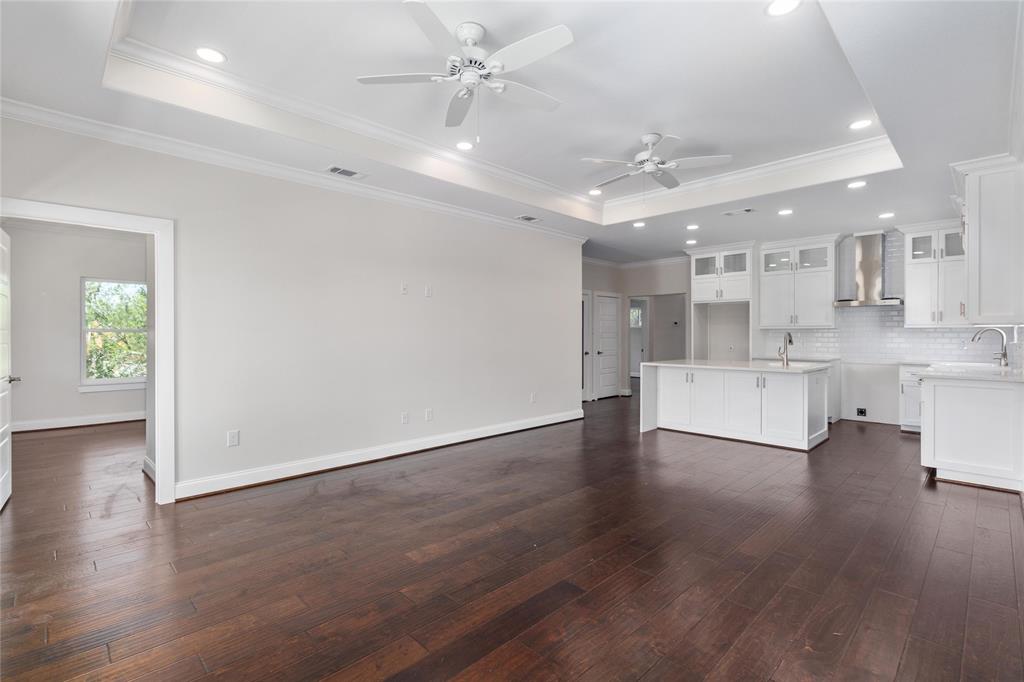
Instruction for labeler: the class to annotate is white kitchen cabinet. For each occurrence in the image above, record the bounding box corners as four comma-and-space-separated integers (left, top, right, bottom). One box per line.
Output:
641, 361, 829, 450
656, 367, 692, 430
761, 372, 805, 443
690, 368, 725, 428
921, 375, 1024, 491
757, 236, 839, 328
900, 222, 968, 327
725, 371, 762, 435
689, 243, 754, 303
898, 365, 926, 433
952, 155, 1024, 325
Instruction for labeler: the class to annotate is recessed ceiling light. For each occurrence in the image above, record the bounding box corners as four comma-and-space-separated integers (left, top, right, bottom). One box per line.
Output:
686, 224, 699, 230
778, 208, 793, 216
686, 239, 697, 245
633, 221, 646, 229
588, 188, 602, 196
847, 180, 867, 189
766, 0, 801, 16
878, 211, 895, 219
456, 141, 474, 151
849, 119, 873, 130
195, 47, 226, 64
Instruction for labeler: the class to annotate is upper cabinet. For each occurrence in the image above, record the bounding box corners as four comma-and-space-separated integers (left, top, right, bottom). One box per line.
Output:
758, 236, 839, 329
952, 155, 1024, 325
689, 243, 753, 303
900, 221, 968, 328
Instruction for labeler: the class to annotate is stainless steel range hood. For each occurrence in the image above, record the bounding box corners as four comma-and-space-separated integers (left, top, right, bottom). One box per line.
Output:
833, 232, 903, 307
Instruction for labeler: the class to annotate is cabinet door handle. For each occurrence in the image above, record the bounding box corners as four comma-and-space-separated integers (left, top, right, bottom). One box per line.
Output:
762, 376, 766, 388
901, 383, 904, 395
961, 301, 965, 317
756, 376, 760, 388
932, 248, 936, 259
930, 311, 935, 322
940, 247, 944, 259
939, 310, 943, 322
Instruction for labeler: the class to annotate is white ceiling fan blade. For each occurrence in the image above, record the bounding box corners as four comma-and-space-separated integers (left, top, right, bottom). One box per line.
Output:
445, 89, 474, 127
403, 0, 465, 58
581, 157, 635, 165
652, 171, 680, 190
486, 25, 573, 74
356, 73, 445, 85
490, 80, 561, 112
595, 170, 640, 188
667, 154, 734, 170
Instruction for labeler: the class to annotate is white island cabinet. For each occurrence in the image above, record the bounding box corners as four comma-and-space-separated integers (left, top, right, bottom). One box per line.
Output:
919, 365, 1024, 491
640, 360, 829, 451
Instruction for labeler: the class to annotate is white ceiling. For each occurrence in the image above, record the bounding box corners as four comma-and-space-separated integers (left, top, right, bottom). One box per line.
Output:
1, 0, 1021, 262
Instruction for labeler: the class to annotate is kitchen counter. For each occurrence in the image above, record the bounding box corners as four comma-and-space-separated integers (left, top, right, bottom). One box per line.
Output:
642, 359, 831, 374
917, 363, 1024, 383
640, 359, 829, 451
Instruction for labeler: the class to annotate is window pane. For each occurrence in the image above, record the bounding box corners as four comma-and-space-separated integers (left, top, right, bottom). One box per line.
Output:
910, 235, 933, 260
763, 250, 790, 272
85, 281, 147, 330
86, 332, 147, 379
629, 307, 642, 328
944, 231, 964, 257
797, 246, 828, 269
722, 252, 746, 274
694, 256, 716, 277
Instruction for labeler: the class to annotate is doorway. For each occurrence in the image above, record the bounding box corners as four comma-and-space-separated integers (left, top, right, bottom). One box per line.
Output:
629, 297, 650, 377
0, 198, 175, 505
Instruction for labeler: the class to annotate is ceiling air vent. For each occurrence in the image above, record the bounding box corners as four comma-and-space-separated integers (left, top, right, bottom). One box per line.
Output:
515, 215, 541, 223
721, 207, 756, 217
326, 167, 366, 179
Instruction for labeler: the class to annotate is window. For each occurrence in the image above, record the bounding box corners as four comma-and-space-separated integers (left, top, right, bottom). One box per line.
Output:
82, 279, 148, 384
629, 306, 643, 328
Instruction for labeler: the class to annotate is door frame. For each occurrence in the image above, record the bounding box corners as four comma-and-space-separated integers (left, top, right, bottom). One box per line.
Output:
0, 197, 176, 505
581, 289, 594, 402
593, 291, 622, 399
629, 296, 651, 378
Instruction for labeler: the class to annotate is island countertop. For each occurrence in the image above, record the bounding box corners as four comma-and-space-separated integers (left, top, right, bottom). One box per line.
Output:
641, 358, 831, 374
916, 364, 1024, 384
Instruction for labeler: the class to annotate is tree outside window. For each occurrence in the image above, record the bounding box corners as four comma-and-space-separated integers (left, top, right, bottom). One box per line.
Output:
83, 280, 148, 382
629, 306, 643, 329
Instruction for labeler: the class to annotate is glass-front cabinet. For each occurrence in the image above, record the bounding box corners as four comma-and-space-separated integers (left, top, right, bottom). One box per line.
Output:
757, 236, 839, 329
720, 250, 749, 277
693, 254, 719, 279
796, 246, 830, 271
687, 243, 754, 303
762, 248, 793, 275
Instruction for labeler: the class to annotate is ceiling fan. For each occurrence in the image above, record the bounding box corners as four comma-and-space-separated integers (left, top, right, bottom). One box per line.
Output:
583, 133, 733, 190
356, 0, 573, 128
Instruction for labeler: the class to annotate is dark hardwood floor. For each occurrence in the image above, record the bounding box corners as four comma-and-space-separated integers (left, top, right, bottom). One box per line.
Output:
3, 392, 1024, 680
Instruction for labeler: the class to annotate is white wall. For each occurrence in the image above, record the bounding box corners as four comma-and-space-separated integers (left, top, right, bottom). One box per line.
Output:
2, 120, 582, 492
650, 294, 686, 361
4, 221, 148, 430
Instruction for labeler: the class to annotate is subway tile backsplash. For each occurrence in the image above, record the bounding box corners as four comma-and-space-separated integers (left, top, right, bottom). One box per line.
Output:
754, 307, 1004, 363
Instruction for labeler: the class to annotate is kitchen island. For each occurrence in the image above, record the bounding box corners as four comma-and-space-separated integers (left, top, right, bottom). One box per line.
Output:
919, 363, 1024, 491
640, 359, 830, 451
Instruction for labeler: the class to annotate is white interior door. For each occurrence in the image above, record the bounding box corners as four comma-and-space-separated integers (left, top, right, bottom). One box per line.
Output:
595, 294, 620, 399
582, 292, 593, 402
0, 228, 11, 510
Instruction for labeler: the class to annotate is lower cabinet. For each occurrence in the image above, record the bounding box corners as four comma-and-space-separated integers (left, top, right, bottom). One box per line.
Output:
648, 366, 829, 450
761, 372, 805, 442
921, 378, 1024, 490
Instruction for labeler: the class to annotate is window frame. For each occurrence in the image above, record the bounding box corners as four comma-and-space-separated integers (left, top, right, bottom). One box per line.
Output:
80, 277, 149, 387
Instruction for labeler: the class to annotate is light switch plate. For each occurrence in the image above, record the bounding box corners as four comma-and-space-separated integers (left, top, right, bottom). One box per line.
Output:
226, 430, 240, 447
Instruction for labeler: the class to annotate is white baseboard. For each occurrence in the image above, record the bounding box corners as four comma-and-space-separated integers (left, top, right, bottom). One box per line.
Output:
619, 388, 633, 397
174, 408, 585, 499
0, 469, 10, 509
142, 456, 156, 482
12, 411, 146, 432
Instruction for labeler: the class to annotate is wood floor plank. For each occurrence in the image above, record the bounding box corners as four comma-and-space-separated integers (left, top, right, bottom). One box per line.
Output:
961, 597, 1024, 681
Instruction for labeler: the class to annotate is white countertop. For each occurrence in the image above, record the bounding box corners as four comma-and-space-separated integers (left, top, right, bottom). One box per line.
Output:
641, 359, 831, 374
917, 363, 1024, 384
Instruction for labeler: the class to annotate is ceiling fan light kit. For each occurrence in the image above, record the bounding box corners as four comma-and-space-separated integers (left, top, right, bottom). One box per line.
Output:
357, 0, 573, 128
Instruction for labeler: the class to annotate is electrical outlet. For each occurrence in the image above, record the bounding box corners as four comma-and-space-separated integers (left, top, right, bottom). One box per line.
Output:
856, 408, 867, 417
529, 392, 536, 404
424, 408, 433, 422
401, 411, 410, 425
400, 281, 408, 295
226, 430, 240, 447
424, 284, 433, 298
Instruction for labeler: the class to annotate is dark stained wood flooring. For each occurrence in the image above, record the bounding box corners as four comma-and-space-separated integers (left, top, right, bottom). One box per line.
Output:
3, 392, 1024, 680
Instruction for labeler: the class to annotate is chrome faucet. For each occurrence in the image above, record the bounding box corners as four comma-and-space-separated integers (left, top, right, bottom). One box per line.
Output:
777, 332, 794, 368
971, 327, 1009, 367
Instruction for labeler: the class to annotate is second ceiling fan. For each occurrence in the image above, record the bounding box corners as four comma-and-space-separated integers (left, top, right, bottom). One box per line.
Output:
584, 134, 733, 190
357, 0, 573, 127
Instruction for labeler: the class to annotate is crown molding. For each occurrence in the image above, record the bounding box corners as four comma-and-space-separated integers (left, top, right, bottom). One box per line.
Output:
602, 136, 902, 225
583, 255, 689, 269
109, 36, 595, 208
582, 256, 620, 267
1, 99, 587, 244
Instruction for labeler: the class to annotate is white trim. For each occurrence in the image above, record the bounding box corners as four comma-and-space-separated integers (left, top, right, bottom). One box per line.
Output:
13, 411, 146, 432
583, 255, 690, 269
78, 383, 145, 393
175, 409, 585, 499
1, 197, 176, 505
109, 34, 592, 206
0, 99, 587, 245
142, 456, 156, 482
1009, 1, 1024, 162
619, 389, 633, 397
0, 470, 9, 511
895, 219, 960, 236
603, 136, 902, 224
